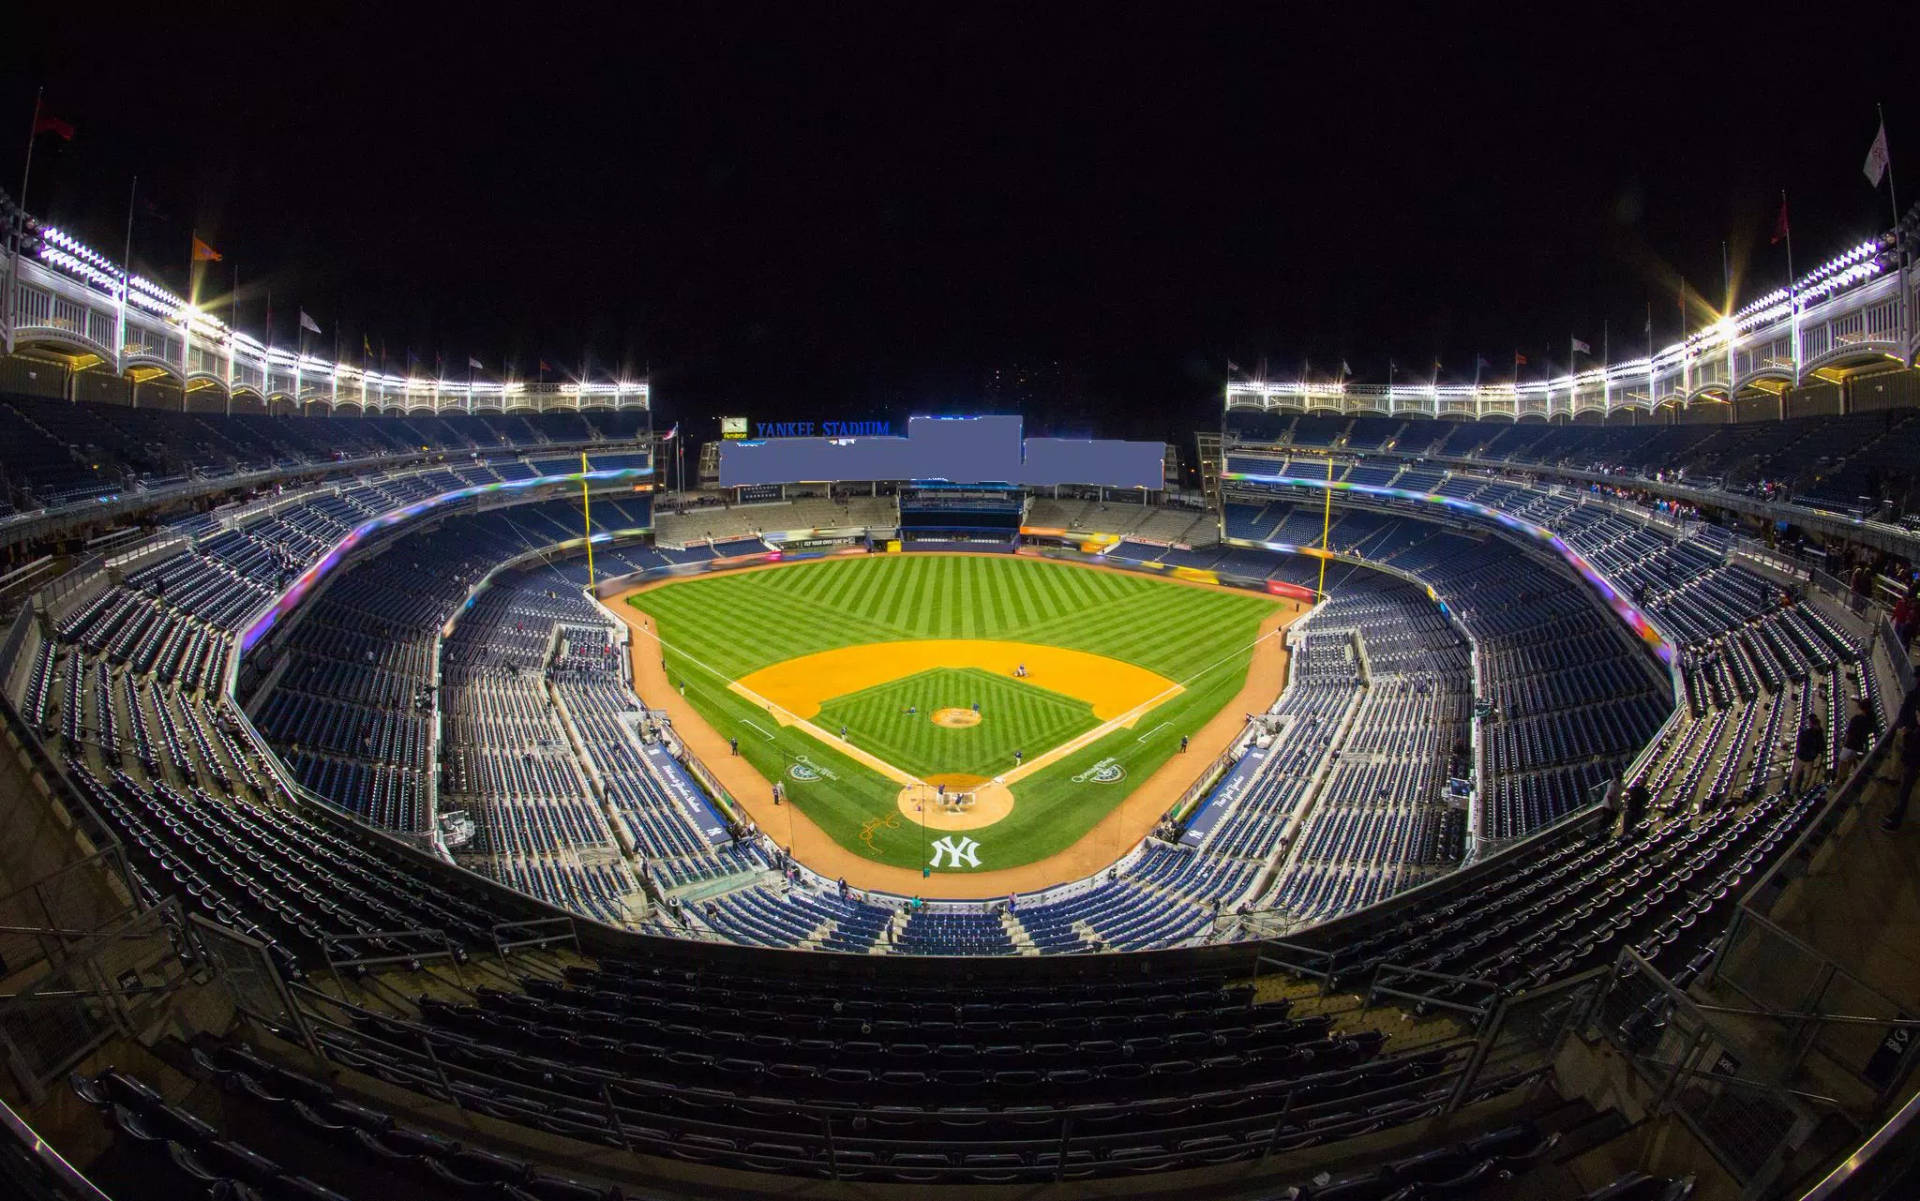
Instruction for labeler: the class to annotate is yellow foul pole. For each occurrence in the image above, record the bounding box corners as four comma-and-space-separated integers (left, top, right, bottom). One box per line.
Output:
1315, 455, 1333, 600
581, 451, 596, 588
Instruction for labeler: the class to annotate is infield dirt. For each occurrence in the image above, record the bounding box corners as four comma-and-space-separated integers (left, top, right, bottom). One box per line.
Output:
608, 552, 1300, 898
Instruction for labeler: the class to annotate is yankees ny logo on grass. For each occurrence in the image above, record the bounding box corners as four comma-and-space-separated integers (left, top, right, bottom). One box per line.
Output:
929, 835, 981, 869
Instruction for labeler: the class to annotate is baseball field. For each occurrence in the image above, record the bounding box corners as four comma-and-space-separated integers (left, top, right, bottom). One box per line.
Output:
621, 552, 1288, 883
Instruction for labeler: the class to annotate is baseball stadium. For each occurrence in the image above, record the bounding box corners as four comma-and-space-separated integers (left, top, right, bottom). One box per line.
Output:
2, 31, 1920, 1201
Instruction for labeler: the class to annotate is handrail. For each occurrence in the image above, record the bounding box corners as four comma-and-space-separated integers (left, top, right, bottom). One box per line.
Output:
1797, 1086, 1920, 1201
0, 1094, 113, 1200
1688, 1001, 1920, 1029
1367, 962, 1502, 1024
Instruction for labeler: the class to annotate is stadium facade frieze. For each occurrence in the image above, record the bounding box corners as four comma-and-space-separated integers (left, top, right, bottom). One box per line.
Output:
3, 215, 648, 414
1226, 238, 1912, 421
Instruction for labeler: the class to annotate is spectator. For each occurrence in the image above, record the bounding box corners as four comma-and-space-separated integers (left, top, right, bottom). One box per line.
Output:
1595, 779, 1622, 840
1788, 718, 1826, 795
1839, 699, 1875, 783
1625, 780, 1650, 830
1884, 709, 1920, 832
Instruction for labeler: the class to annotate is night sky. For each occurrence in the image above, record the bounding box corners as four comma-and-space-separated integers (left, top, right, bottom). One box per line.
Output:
5, 5, 1917, 444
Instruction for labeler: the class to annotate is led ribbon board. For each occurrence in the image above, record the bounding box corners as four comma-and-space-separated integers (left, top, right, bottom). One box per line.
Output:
240, 466, 654, 652
1220, 467, 1674, 665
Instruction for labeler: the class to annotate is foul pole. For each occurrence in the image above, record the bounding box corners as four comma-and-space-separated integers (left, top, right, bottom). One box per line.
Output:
581, 451, 596, 587
1315, 455, 1334, 599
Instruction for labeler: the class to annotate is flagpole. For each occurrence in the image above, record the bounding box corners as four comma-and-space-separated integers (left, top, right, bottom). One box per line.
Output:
1679, 277, 1689, 401
1646, 299, 1655, 419
1884, 103, 1902, 234
228, 260, 238, 405
115, 176, 135, 378
1783, 191, 1798, 391
1881, 104, 1908, 364
1543, 343, 1552, 419
18, 88, 41, 214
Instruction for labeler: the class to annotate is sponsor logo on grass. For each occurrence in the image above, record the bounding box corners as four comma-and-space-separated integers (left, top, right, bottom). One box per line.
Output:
929, 835, 982, 869
859, 812, 900, 853
1072, 757, 1127, 784
787, 755, 839, 783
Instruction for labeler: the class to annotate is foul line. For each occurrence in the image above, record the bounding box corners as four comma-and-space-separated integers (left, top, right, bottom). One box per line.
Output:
740, 719, 776, 742
629, 601, 1283, 793
1136, 721, 1170, 744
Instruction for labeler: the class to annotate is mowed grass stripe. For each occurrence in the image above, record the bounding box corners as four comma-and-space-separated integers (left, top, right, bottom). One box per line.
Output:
814, 667, 1096, 779
629, 554, 1282, 872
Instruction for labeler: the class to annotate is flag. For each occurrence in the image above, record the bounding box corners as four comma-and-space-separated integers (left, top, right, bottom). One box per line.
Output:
1339, 359, 1351, 376
298, 310, 321, 335
1475, 354, 1491, 369
362, 334, 373, 362
539, 358, 552, 374
190, 235, 222, 262
1770, 196, 1790, 245
1514, 352, 1529, 366
32, 111, 75, 141
1226, 359, 1243, 374
660, 423, 679, 442
467, 355, 484, 371
1865, 119, 1891, 187
1572, 337, 1592, 356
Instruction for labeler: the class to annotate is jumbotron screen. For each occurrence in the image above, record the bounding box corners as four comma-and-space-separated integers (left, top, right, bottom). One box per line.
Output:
717, 415, 1163, 489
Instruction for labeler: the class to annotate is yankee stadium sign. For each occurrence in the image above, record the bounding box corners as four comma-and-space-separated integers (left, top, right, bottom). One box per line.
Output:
753, 420, 892, 438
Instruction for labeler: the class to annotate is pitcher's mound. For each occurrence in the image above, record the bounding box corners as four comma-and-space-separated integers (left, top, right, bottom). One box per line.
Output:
897, 773, 1014, 830
930, 707, 982, 728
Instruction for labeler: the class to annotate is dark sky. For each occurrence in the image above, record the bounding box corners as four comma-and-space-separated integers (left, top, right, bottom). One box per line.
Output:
5, 4, 1918, 443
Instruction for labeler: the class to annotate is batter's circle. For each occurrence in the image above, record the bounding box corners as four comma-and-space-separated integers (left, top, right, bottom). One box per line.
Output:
897, 774, 1015, 830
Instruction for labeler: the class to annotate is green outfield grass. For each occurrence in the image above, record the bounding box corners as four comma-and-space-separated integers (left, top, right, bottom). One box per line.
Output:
814, 667, 1096, 781
630, 553, 1279, 873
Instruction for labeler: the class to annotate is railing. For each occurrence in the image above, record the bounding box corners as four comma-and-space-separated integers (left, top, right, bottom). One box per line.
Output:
1796, 1087, 1920, 1201
31, 553, 103, 619
1450, 966, 1609, 1109
318, 928, 466, 982
0, 848, 141, 986
0, 900, 195, 1105
0, 1094, 113, 1199
490, 915, 580, 961
1367, 963, 1504, 1029
1593, 946, 1820, 1194
1251, 937, 1339, 989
